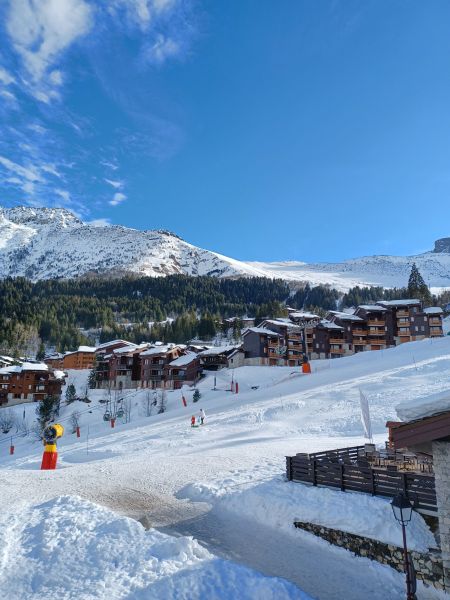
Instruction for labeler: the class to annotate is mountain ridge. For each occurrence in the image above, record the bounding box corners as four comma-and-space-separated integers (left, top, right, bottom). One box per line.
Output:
1, 205, 450, 290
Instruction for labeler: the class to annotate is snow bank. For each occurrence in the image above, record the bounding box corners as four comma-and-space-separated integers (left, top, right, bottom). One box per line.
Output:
0, 496, 310, 600
396, 389, 450, 422
180, 476, 436, 553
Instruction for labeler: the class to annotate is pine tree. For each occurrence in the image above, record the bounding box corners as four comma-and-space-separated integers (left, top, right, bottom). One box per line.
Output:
407, 263, 431, 304
193, 389, 201, 403
88, 368, 97, 389
36, 395, 59, 432
65, 384, 76, 404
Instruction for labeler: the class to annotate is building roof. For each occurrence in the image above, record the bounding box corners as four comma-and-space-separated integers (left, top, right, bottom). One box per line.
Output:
357, 305, 388, 312
0, 362, 49, 375
168, 352, 198, 367
318, 320, 344, 331
289, 311, 321, 320
198, 345, 242, 357
96, 339, 133, 351
141, 344, 179, 357
242, 326, 282, 337
113, 343, 147, 355
328, 311, 364, 322
377, 299, 421, 307
392, 410, 450, 449
423, 307, 444, 315
65, 346, 97, 355
261, 319, 302, 331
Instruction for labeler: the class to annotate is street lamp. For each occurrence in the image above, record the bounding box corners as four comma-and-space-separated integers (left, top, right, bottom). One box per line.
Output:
391, 493, 416, 600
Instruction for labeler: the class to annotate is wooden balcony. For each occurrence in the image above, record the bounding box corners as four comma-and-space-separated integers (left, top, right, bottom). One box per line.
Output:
397, 320, 410, 327
430, 330, 443, 337
429, 318, 442, 326
329, 338, 344, 344
330, 348, 345, 354
368, 319, 385, 326
352, 329, 367, 336
396, 310, 409, 317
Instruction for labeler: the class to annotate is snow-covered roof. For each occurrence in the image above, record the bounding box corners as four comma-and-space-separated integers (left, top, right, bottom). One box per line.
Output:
319, 320, 344, 330
199, 345, 241, 357
289, 311, 321, 320
53, 370, 66, 380
96, 339, 132, 351
0, 362, 49, 375
113, 343, 147, 355
377, 299, 421, 307
66, 346, 97, 355
141, 344, 179, 357
242, 327, 282, 337
169, 352, 198, 367
357, 305, 388, 312
328, 311, 364, 322
424, 307, 443, 315
0, 355, 15, 363
261, 319, 302, 331
396, 390, 450, 422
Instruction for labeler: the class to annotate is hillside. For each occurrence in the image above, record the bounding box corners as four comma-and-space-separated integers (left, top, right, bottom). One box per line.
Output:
1, 206, 450, 290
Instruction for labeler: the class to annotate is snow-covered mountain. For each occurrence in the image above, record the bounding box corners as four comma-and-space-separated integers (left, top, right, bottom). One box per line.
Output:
1, 205, 450, 290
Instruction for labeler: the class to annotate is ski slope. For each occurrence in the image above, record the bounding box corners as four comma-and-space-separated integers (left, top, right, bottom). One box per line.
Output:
1, 337, 450, 599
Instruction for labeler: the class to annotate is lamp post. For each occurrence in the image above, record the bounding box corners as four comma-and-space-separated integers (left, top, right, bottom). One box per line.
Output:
391, 493, 416, 600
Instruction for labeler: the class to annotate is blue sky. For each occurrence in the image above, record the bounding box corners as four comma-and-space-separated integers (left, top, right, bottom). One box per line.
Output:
1, 1, 450, 262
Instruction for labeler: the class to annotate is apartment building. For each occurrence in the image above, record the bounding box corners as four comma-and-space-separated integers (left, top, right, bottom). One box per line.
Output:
63, 346, 97, 370
140, 344, 183, 389
0, 363, 64, 406
165, 352, 201, 389
108, 343, 149, 390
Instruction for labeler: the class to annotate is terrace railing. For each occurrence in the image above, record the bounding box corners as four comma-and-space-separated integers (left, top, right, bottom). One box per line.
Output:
286, 446, 437, 514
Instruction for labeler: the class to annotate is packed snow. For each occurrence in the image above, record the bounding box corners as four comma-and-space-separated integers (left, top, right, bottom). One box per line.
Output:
2, 336, 450, 598
0, 495, 307, 600
396, 390, 450, 422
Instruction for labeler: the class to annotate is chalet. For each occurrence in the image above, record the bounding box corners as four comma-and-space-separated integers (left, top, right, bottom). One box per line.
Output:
63, 346, 97, 370
376, 299, 425, 345
165, 352, 201, 389
198, 345, 244, 370
140, 344, 183, 389
423, 306, 445, 338
287, 311, 321, 358
0, 363, 64, 406
392, 395, 450, 589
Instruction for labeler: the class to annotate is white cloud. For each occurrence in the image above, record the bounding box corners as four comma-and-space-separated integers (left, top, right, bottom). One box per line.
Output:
109, 192, 127, 206
6, 0, 93, 97
55, 188, 71, 202
0, 66, 15, 86
101, 160, 119, 171
0, 89, 17, 103
42, 163, 62, 178
0, 155, 43, 182
28, 123, 47, 134
87, 218, 111, 227
104, 178, 123, 189
112, 0, 175, 30
145, 33, 179, 65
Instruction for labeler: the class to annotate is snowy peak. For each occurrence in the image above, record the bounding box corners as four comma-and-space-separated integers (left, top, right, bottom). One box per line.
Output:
433, 238, 450, 253
1, 206, 83, 228
0, 205, 450, 290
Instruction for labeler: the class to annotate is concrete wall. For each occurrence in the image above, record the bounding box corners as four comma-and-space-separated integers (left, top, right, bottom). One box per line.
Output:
432, 440, 450, 589
294, 521, 445, 591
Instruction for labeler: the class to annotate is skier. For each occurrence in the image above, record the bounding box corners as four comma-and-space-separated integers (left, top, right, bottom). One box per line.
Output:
199, 408, 206, 425
191, 415, 196, 427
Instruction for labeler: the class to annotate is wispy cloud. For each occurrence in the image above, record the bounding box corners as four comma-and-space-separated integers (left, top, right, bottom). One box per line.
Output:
0, 66, 15, 86
109, 191, 127, 206
87, 217, 111, 227
104, 178, 123, 189
5, 0, 93, 101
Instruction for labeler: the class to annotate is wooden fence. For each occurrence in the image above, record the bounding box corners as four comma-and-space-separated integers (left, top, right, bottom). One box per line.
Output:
286, 447, 437, 514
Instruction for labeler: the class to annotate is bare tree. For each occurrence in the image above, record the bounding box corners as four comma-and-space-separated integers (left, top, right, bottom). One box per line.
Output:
141, 391, 154, 417
0, 409, 17, 434
69, 411, 81, 434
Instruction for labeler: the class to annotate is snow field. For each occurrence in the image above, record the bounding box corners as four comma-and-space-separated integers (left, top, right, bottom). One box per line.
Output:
2, 336, 450, 598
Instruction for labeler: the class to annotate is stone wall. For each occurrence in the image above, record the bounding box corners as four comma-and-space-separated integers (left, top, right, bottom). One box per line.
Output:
294, 521, 445, 592
433, 440, 450, 589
